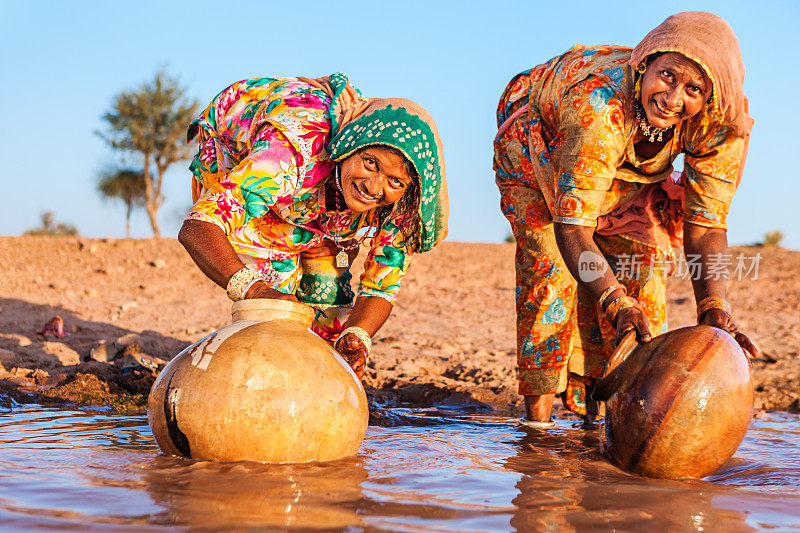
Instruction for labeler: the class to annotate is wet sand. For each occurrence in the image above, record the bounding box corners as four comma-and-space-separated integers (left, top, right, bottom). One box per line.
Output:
0, 236, 798, 413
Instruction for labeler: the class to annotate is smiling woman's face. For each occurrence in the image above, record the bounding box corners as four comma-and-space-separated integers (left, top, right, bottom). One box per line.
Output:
338, 146, 413, 213
640, 52, 712, 130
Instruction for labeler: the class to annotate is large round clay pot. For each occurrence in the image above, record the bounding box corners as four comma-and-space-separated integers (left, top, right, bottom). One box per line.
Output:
147, 299, 368, 463
593, 325, 753, 479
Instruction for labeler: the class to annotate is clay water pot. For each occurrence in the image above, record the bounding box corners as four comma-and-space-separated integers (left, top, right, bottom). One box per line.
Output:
593, 325, 753, 479
147, 299, 368, 463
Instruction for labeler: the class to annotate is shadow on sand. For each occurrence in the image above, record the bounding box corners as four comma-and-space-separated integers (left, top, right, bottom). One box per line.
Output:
0, 297, 191, 410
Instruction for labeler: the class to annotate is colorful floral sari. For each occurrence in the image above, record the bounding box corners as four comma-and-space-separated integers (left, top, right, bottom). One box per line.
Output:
494, 45, 747, 414
188, 77, 414, 339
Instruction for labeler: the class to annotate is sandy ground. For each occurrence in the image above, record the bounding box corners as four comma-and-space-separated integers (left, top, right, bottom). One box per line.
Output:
0, 236, 797, 414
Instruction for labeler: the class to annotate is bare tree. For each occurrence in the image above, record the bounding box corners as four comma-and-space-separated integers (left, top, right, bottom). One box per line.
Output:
97, 168, 147, 237
98, 71, 199, 237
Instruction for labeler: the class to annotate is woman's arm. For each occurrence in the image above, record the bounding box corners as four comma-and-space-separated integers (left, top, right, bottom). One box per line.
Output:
345, 295, 393, 337
178, 219, 297, 301
542, 76, 637, 344
182, 117, 325, 302
335, 296, 392, 378
682, 222, 757, 357
335, 219, 414, 376
554, 222, 653, 344
682, 119, 756, 356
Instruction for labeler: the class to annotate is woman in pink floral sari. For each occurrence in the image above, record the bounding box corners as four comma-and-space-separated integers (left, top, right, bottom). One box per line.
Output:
179, 73, 447, 375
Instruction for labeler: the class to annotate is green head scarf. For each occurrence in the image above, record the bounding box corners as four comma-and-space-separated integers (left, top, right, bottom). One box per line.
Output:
320, 73, 448, 253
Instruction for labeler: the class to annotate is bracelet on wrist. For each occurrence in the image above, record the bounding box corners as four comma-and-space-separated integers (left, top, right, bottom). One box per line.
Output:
598, 283, 627, 310
226, 267, 264, 302
605, 296, 641, 324
696, 296, 732, 321
335, 326, 372, 356
242, 278, 265, 299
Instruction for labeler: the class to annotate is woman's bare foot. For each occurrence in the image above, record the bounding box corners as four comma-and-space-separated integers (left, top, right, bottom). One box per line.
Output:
524, 393, 555, 422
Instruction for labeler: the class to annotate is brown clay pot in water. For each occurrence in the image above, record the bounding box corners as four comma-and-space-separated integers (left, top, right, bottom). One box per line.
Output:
147, 299, 368, 463
593, 325, 753, 479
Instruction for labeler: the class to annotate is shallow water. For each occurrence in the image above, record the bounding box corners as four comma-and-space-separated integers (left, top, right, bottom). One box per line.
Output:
0, 404, 798, 532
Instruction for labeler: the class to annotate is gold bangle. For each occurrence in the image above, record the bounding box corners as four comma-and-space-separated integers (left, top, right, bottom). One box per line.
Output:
335, 326, 372, 356
696, 296, 731, 320
598, 284, 627, 310
605, 296, 641, 323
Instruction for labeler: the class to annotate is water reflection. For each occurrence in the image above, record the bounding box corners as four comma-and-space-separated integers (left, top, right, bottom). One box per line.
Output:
0, 403, 798, 531
143, 455, 368, 529
506, 426, 755, 531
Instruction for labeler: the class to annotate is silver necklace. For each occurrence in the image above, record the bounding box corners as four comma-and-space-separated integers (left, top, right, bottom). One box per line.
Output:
636, 105, 672, 143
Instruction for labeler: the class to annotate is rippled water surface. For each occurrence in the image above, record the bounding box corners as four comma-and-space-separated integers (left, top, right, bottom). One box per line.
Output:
0, 404, 798, 531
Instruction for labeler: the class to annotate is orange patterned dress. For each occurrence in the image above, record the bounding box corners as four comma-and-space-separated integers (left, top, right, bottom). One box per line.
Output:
494, 45, 747, 414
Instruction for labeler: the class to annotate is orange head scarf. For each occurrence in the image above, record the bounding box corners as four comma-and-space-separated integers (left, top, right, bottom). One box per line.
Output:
629, 11, 753, 136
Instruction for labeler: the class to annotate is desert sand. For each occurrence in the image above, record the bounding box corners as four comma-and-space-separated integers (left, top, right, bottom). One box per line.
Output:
0, 236, 797, 414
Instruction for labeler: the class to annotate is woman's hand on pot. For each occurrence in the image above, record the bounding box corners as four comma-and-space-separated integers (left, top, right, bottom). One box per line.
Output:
245, 281, 299, 302
614, 306, 652, 346
336, 333, 368, 379
700, 308, 759, 358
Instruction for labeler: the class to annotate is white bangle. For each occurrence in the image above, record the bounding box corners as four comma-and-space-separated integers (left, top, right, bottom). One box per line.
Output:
241, 277, 264, 299
226, 267, 263, 301
335, 326, 372, 356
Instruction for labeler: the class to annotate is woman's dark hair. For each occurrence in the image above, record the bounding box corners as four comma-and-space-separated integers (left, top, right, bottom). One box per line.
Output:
372, 145, 422, 253
644, 51, 665, 68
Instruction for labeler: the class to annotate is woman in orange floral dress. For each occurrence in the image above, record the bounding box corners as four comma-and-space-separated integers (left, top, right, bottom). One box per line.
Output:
494, 12, 758, 426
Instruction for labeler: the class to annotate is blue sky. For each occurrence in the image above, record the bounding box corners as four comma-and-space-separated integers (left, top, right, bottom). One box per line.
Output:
2, 0, 798, 248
